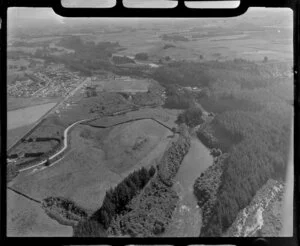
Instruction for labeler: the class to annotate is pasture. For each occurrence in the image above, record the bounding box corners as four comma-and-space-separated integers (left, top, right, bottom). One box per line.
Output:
8, 102, 57, 130
95, 76, 150, 93
7, 189, 72, 237
9, 108, 178, 215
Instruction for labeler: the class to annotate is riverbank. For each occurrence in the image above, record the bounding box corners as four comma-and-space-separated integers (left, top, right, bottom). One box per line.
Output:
193, 153, 229, 231
107, 124, 191, 237
163, 137, 213, 237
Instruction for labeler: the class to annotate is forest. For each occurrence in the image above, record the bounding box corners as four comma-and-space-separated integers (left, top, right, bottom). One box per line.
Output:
200, 103, 292, 236
135, 52, 149, 61
108, 125, 191, 236
150, 59, 293, 236
186, 61, 293, 236
176, 107, 204, 128
73, 166, 156, 236
162, 84, 194, 109
112, 55, 135, 65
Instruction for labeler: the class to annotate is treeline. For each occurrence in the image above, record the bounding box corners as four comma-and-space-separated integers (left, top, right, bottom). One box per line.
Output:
112, 55, 135, 64
162, 84, 193, 109
152, 61, 213, 88
35, 36, 122, 76
42, 197, 88, 226
108, 125, 191, 236
16, 140, 63, 169
176, 107, 204, 128
161, 34, 189, 42
24, 152, 45, 158
151, 60, 291, 94
22, 137, 61, 143
73, 166, 156, 236
197, 117, 244, 153
57, 36, 120, 60
172, 59, 294, 237
157, 124, 191, 186
135, 52, 149, 61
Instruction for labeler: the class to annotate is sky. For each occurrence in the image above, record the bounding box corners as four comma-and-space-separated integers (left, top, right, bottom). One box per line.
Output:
7, 4, 292, 29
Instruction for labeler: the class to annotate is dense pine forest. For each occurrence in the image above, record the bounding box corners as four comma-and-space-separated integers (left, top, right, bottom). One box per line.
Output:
152, 59, 293, 236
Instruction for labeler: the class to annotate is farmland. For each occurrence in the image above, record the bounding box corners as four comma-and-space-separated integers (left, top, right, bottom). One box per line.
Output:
7, 189, 72, 237
8, 103, 57, 130
6, 7, 293, 238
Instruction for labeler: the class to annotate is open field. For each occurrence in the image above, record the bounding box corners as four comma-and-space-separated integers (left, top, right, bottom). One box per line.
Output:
88, 107, 181, 129
86, 25, 292, 63
101, 119, 173, 174
7, 189, 72, 237
6, 8, 293, 237
8, 103, 57, 130
9, 111, 177, 216
7, 96, 59, 111
7, 124, 34, 148
7, 103, 58, 149
94, 77, 150, 93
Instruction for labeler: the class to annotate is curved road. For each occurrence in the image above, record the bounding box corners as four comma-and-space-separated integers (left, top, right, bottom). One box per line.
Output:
19, 116, 173, 172
19, 117, 98, 172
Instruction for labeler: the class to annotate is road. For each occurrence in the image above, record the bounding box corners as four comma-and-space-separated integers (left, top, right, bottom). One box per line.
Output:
19, 117, 97, 172
7, 78, 91, 152
19, 116, 173, 172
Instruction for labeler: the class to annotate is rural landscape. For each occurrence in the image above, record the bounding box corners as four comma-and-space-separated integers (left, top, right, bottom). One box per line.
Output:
6, 7, 293, 238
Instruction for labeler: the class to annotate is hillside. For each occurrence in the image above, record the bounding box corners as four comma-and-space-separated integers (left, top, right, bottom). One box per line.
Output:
224, 179, 285, 237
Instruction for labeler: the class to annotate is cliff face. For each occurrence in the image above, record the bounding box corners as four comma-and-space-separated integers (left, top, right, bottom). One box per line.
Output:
193, 153, 229, 228
224, 179, 284, 237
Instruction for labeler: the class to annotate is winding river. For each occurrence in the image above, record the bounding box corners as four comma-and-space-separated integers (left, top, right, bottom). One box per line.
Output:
163, 137, 213, 237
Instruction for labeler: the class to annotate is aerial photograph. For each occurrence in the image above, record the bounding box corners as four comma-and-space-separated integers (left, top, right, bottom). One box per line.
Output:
6, 2, 293, 238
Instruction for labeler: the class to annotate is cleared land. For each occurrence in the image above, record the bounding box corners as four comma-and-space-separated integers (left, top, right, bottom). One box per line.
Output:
94, 77, 150, 93
7, 102, 58, 149
8, 113, 176, 236
7, 189, 72, 237
7, 124, 34, 148
7, 96, 59, 111
8, 102, 57, 130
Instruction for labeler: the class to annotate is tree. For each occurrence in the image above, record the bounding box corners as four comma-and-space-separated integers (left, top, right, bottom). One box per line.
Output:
44, 158, 50, 166
135, 52, 149, 61
149, 166, 156, 177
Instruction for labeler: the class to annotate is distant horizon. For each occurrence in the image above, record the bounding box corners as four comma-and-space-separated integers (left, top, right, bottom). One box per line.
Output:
8, 6, 292, 24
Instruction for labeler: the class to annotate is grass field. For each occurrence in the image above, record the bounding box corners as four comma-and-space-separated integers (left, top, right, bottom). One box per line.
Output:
101, 119, 173, 174
95, 77, 150, 93
89, 23, 292, 63
9, 111, 177, 214
7, 124, 34, 148
8, 102, 57, 130
7, 96, 59, 111
7, 190, 72, 237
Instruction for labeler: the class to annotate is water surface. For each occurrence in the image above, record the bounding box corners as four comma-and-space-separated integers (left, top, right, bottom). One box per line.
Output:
163, 137, 213, 237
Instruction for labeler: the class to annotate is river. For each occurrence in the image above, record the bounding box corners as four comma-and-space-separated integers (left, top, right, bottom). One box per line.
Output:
163, 137, 213, 237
